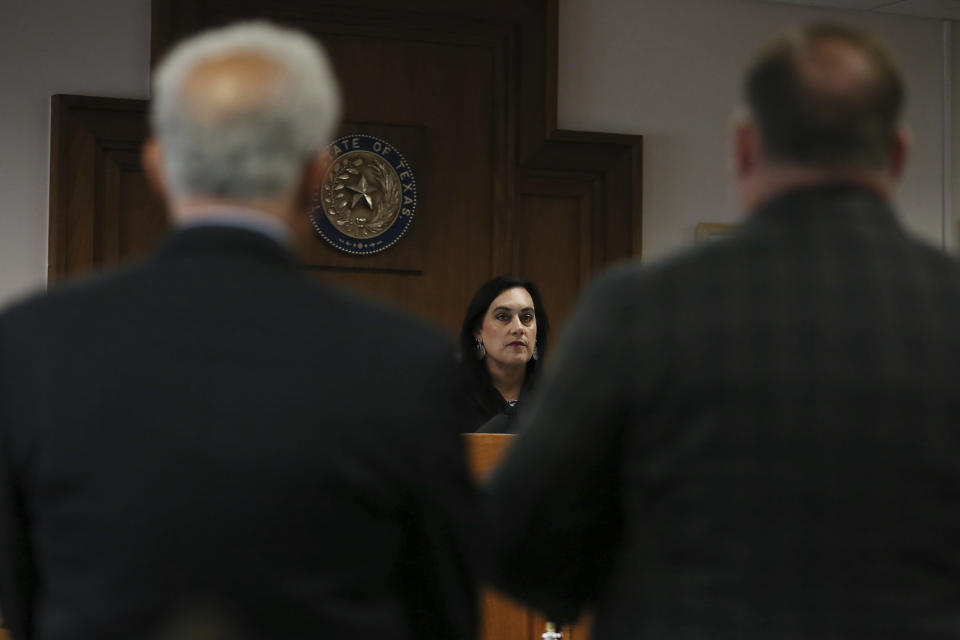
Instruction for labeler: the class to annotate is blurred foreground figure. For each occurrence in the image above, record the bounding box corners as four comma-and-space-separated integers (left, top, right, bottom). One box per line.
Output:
487, 23, 960, 639
0, 22, 475, 640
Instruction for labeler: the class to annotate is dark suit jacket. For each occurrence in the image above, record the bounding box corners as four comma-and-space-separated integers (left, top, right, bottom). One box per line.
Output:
0, 226, 476, 640
486, 185, 960, 638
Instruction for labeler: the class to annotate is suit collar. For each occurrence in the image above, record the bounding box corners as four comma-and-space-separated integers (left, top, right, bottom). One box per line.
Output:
174, 205, 291, 247
745, 184, 902, 234
154, 225, 300, 271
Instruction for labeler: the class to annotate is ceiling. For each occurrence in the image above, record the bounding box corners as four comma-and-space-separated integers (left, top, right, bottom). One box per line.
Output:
761, 0, 960, 20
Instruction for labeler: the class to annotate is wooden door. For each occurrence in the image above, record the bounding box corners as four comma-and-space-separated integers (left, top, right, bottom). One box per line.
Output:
50, 0, 641, 335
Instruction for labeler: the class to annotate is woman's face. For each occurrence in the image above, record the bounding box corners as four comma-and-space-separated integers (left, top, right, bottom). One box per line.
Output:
475, 287, 538, 371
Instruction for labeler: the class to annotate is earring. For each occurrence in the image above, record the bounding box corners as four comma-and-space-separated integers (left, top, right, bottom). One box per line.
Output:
475, 337, 486, 360
532, 343, 539, 360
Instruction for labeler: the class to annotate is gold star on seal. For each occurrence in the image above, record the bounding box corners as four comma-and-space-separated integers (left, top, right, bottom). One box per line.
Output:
346, 175, 377, 210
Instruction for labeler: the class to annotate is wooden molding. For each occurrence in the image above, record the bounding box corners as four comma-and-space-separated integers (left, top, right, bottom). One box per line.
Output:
49, 95, 159, 281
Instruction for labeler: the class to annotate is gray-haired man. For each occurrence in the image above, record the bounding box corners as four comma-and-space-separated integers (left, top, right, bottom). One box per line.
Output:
0, 22, 476, 640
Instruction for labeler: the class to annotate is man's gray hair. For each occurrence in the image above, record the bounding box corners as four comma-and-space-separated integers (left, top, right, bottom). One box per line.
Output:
150, 21, 342, 200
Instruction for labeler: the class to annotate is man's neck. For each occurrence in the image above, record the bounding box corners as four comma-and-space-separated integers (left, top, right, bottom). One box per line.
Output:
742, 163, 894, 215
171, 197, 292, 223
171, 200, 294, 246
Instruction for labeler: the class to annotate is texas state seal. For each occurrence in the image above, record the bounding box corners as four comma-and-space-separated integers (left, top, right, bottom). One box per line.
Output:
312, 134, 417, 255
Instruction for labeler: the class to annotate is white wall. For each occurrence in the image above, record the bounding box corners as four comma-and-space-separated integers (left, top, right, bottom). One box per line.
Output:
0, 0, 151, 306
953, 19, 960, 250
0, 0, 954, 307
559, 0, 952, 262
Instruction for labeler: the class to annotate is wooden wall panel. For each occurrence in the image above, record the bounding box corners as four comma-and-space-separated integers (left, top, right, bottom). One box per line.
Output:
145, 0, 641, 333
49, 2, 641, 335
148, 2, 514, 334
301, 35, 499, 331
49, 95, 168, 279
517, 193, 584, 326
103, 146, 167, 265
516, 173, 599, 328
117, 162, 169, 260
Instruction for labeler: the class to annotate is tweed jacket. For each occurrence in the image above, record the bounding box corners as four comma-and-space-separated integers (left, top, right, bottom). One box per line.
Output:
487, 185, 960, 639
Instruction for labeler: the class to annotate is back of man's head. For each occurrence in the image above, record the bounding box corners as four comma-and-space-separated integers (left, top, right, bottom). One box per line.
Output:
150, 21, 341, 202
745, 22, 904, 170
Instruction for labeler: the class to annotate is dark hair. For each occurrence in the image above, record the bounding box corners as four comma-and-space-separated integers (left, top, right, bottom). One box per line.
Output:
458, 276, 550, 415
745, 22, 904, 169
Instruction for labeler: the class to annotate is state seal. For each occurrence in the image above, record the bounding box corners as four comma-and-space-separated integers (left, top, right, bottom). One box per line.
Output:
312, 134, 417, 255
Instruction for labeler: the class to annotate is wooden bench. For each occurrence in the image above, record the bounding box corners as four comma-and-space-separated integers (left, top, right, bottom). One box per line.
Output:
465, 433, 591, 640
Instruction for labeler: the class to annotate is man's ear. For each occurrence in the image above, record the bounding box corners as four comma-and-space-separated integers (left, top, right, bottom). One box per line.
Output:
294, 150, 333, 213
306, 150, 333, 196
141, 137, 167, 197
730, 112, 767, 215
290, 150, 335, 255
732, 117, 761, 180
888, 124, 911, 184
